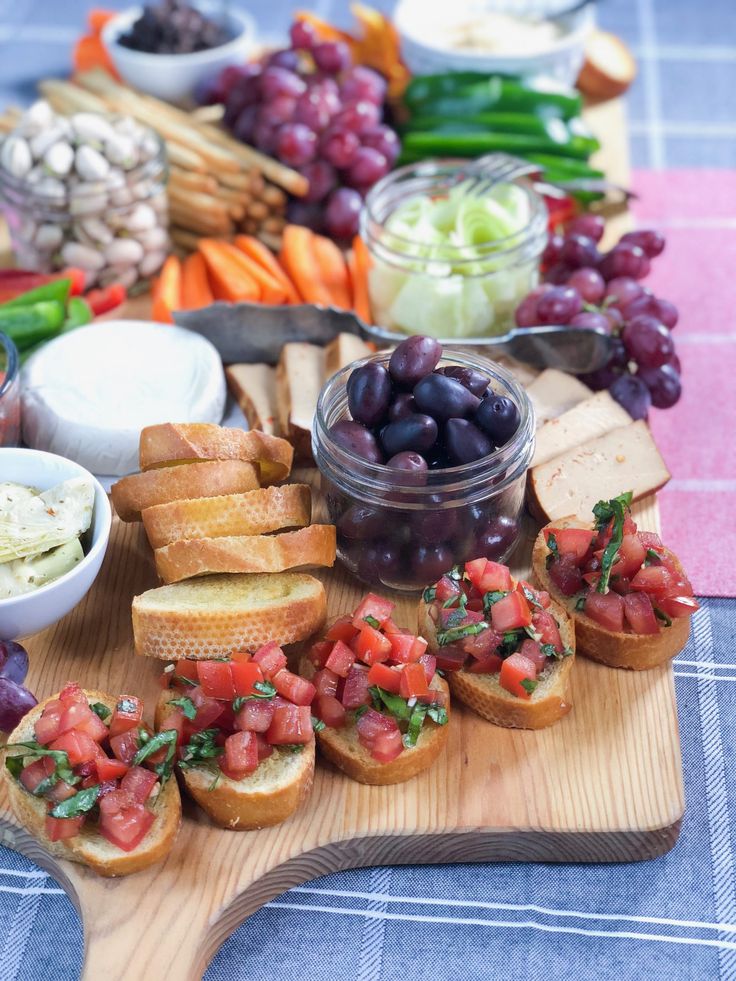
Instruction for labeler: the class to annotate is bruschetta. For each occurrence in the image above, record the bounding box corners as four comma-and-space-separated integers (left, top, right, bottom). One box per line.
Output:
300, 594, 450, 786
155, 647, 315, 829
531, 492, 698, 670
2, 684, 181, 877
417, 559, 575, 729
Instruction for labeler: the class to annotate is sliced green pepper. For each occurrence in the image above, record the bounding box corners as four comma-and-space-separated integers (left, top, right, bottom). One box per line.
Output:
400, 130, 595, 161
404, 73, 582, 121
0, 300, 65, 351
62, 297, 93, 333
0, 278, 71, 311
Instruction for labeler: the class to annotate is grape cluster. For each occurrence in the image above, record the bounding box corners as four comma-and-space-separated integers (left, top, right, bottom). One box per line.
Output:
515, 214, 681, 419
197, 19, 399, 240
0, 641, 36, 732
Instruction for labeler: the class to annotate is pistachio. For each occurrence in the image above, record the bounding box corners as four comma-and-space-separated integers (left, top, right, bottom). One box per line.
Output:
104, 134, 138, 170
70, 112, 116, 147
25, 100, 53, 129
78, 217, 113, 245
29, 124, 69, 160
35, 176, 67, 204
43, 141, 74, 178
125, 203, 157, 232
75, 145, 110, 181
69, 190, 108, 216
0, 136, 32, 178
137, 226, 168, 250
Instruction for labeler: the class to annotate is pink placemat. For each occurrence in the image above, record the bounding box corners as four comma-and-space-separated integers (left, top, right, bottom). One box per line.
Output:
631, 170, 735, 597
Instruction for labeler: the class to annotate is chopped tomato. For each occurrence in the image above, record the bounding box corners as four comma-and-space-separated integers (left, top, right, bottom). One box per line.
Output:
220, 731, 258, 780
467, 652, 504, 674
19, 756, 56, 794
519, 639, 547, 673
435, 575, 462, 603
253, 642, 288, 679
109, 728, 142, 765
272, 669, 316, 707
657, 595, 700, 618
230, 650, 252, 664
266, 704, 313, 744
59, 682, 85, 704
313, 668, 339, 699
99, 791, 155, 852
465, 558, 513, 593
499, 653, 537, 700
235, 699, 275, 733
352, 593, 395, 627
638, 531, 663, 550
434, 644, 467, 673
352, 623, 392, 665
419, 653, 437, 684
460, 626, 501, 659
189, 686, 224, 728
356, 709, 402, 762
314, 693, 346, 729
120, 766, 158, 804
109, 696, 143, 739
549, 555, 583, 596
255, 733, 274, 761
325, 615, 360, 644
341, 665, 371, 709
630, 565, 674, 596
45, 815, 85, 842
381, 617, 404, 635
309, 640, 333, 668
96, 757, 129, 782
552, 527, 595, 563
196, 661, 235, 700
159, 708, 186, 747
173, 659, 199, 685
388, 632, 426, 664
230, 661, 265, 697
34, 709, 62, 745
367, 662, 402, 694
86, 282, 126, 316
325, 640, 356, 678
49, 731, 100, 767
531, 610, 563, 653
399, 662, 431, 700
584, 591, 624, 632
58, 702, 108, 742
611, 534, 647, 578
490, 591, 532, 632
623, 593, 659, 634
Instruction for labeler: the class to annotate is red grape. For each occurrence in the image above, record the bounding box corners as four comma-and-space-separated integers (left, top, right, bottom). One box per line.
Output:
333, 100, 381, 134
0, 641, 29, 685
566, 267, 605, 303
515, 294, 540, 327
325, 187, 363, 239
545, 262, 574, 284
566, 213, 605, 243
536, 286, 583, 325
346, 146, 389, 188
290, 19, 317, 50
294, 91, 334, 133
609, 373, 651, 420
287, 199, 324, 232
650, 297, 679, 329
637, 364, 681, 408
620, 229, 665, 258
340, 66, 387, 105
265, 49, 301, 72
542, 233, 564, 266
301, 159, 337, 202
620, 292, 659, 322
622, 315, 674, 368
260, 66, 306, 100
232, 105, 258, 142
224, 75, 261, 124
259, 94, 297, 126
604, 276, 643, 308
313, 40, 352, 74
602, 306, 624, 332
570, 311, 611, 332
252, 119, 279, 153
275, 122, 318, 167
361, 125, 400, 165
666, 350, 682, 375
608, 336, 629, 369
321, 126, 360, 168
598, 242, 649, 281
560, 233, 599, 269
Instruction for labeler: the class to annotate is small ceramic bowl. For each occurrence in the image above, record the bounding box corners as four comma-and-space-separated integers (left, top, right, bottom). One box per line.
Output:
102, 2, 256, 103
0, 448, 112, 640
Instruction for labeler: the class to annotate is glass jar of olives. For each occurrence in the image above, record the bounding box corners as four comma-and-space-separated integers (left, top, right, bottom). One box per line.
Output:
313, 345, 535, 593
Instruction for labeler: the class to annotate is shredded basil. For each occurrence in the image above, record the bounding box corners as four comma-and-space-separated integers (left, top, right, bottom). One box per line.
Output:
520, 678, 538, 695
482, 590, 506, 614
542, 643, 574, 660
363, 615, 380, 629
403, 703, 428, 748
499, 630, 525, 658
4, 756, 23, 780
422, 585, 437, 603
654, 607, 672, 627
49, 784, 100, 819
311, 716, 326, 733
442, 595, 460, 608
90, 702, 111, 722
173, 674, 197, 687
354, 704, 370, 719
545, 532, 559, 568
595, 492, 634, 594
132, 729, 178, 781
280, 744, 305, 754
369, 685, 411, 721
520, 585, 542, 609
436, 620, 488, 647
179, 728, 223, 770
427, 703, 448, 726
575, 596, 587, 611
4, 742, 78, 791
645, 548, 661, 566
168, 696, 196, 721
252, 681, 277, 699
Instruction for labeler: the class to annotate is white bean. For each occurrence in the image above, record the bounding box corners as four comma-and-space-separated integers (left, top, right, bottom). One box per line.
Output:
0, 136, 32, 178
71, 112, 116, 147
69, 191, 108, 216
79, 217, 113, 245
29, 124, 68, 160
125, 203, 157, 232
61, 241, 105, 271
43, 141, 74, 177
105, 238, 144, 265
137, 225, 168, 250
139, 249, 167, 277
34, 223, 63, 252
75, 145, 110, 181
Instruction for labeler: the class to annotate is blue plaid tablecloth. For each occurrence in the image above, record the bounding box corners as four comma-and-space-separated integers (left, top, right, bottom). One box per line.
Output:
0, 1, 734, 978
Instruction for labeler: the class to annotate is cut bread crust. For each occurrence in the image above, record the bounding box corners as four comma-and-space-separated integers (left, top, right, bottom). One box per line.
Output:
2, 690, 181, 877
142, 484, 312, 549
155, 691, 314, 829
532, 517, 690, 670
300, 656, 450, 785
417, 600, 575, 729
133, 572, 327, 659
139, 423, 294, 485
111, 460, 260, 522
153, 525, 337, 584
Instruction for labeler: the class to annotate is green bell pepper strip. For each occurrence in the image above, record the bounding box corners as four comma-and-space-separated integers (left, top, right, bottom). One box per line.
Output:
62, 296, 93, 332
401, 114, 600, 157
0, 278, 71, 311
400, 130, 595, 162
0, 300, 65, 351
404, 73, 582, 121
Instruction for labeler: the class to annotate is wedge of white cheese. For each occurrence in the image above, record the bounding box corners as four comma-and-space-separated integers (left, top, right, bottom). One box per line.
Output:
532, 391, 632, 467
526, 369, 592, 428
528, 420, 671, 523
226, 363, 281, 437
276, 342, 326, 460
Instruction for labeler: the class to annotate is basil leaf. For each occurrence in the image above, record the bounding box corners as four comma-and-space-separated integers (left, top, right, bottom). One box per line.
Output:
654, 607, 672, 627
541, 644, 558, 658
50, 784, 100, 819
90, 702, 111, 722
132, 729, 177, 780
403, 703, 428, 748
281, 744, 305, 754
596, 492, 634, 594
499, 630, 525, 658
363, 615, 380, 629
422, 585, 437, 603
232, 696, 247, 713
442, 595, 460, 609
448, 565, 463, 582
354, 704, 370, 719
5, 756, 23, 780
168, 696, 197, 721
427, 703, 448, 726
368, 685, 411, 722
5, 742, 78, 789
482, 590, 506, 614
173, 674, 197, 687
592, 491, 633, 532
252, 681, 277, 699
520, 678, 538, 695
436, 620, 488, 647
520, 585, 542, 609
311, 716, 326, 732
179, 728, 223, 769
545, 532, 559, 568
575, 596, 587, 611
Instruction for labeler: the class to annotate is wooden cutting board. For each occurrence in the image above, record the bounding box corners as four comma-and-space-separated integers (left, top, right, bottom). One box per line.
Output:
0, 98, 684, 979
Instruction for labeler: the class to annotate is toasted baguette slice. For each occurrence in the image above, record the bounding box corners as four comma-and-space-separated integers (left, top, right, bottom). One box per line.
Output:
526, 369, 592, 427
225, 364, 281, 437
142, 484, 312, 549
276, 343, 325, 460
139, 423, 293, 485
111, 461, 260, 522
155, 690, 314, 829
527, 421, 670, 523
324, 333, 373, 379
300, 656, 450, 785
532, 517, 690, 670
154, 525, 336, 584
532, 391, 632, 468
3, 690, 181, 877
417, 600, 575, 729
133, 572, 327, 659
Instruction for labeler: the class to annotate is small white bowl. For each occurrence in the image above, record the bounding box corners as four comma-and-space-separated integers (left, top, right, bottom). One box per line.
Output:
102, 2, 256, 103
0, 448, 112, 640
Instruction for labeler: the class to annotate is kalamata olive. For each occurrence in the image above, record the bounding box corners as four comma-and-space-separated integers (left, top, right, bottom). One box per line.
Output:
407, 543, 455, 585
475, 514, 519, 560
336, 503, 387, 540
388, 335, 442, 389
357, 540, 403, 584
347, 362, 392, 427
439, 366, 490, 397
386, 452, 428, 486
380, 414, 438, 457
413, 373, 480, 421
411, 506, 458, 544
475, 396, 520, 446
444, 418, 494, 465
329, 420, 383, 463
387, 392, 416, 422
426, 445, 452, 470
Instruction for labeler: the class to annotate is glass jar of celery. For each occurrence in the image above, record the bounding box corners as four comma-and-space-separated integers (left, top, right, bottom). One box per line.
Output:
360, 160, 548, 338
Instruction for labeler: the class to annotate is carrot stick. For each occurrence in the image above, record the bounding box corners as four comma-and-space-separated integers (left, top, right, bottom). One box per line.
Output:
88, 9, 115, 33
279, 225, 333, 307
233, 234, 301, 304
312, 233, 352, 309
181, 252, 214, 310
73, 35, 119, 78
151, 255, 182, 323
222, 240, 287, 304
198, 239, 260, 303
349, 235, 372, 323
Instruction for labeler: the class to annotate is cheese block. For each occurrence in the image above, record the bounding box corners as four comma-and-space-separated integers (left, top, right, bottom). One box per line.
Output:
324, 333, 373, 379
21, 321, 226, 476
531, 391, 632, 467
225, 364, 281, 437
526, 369, 592, 428
276, 343, 325, 460
527, 421, 670, 523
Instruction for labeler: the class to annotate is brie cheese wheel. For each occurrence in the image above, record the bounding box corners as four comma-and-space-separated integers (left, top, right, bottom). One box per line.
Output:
21, 321, 226, 476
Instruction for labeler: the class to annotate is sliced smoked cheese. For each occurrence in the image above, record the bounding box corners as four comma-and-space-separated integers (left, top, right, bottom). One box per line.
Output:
526, 369, 592, 428
276, 343, 325, 460
527, 420, 670, 523
324, 333, 373, 379
531, 391, 632, 467
225, 364, 281, 437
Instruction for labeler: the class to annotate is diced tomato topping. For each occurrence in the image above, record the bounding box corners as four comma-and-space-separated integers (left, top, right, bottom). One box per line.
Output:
500, 653, 537, 700
552, 527, 595, 563
109, 728, 141, 765
173, 659, 199, 685
325, 615, 360, 644
464, 558, 487, 586
419, 653, 437, 684
49, 731, 100, 767
381, 617, 404, 635
656, 595, 700, 619
630, 565, 673, 596
519, 639, 547, 673
309, 640, 333, 668
19, 756, 56, 794
367, 662, 402, 694
196, 661, 235, 700
96, 757, 129, 782
235, 698, 275, 733
99, 791, 155, 852
531, 610, 563, 653
59, 682, 85, 704
549, 555, 584, 596
266, 703, 313, 744
399, 662, 431, 700
490, 591, 532, 632
434, 574, 462, 604
272, 669, 316, 707
356, 709, 403, 762
584, 591, 625, 632
434, 644, 467, 673
612, 534, 647, 579
253, 642, 288, 679
120, 766, 158, 804
388, 632, 426, 664
638, 531, 663, 550
34, 710, 63, 746
341, 665, 371, 709
109, 696, 143, 739
159, 708, 186, 747
313, 693, 346, 729
467, 652, 504, 674
313, 668, 340, 699
352, 593, 395, 627
439, 606, 484, 630
58, 702, 108, 742
622, 593, 660, 634
230, 661, 265, 697
352, 623, 392, 665
230, 650, 252, 664
255, 732, 274, 761
220, 731, 258, 780
460, 626, 501, 659
325, 640, 356, 678
479, 561, 514, 593
189, 686, 224, 729
45, 814, 85, 842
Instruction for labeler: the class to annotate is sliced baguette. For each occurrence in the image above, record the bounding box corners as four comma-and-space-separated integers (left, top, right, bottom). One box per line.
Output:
142, 484, 312, 549
417, 600, 575, 729
276, 342, 325, 461
225, 364, 281, 437
111, 460, 260, 522
532, 517, 690, 670
155, 690, 314, 829
527, 421, 670, 523
532, 391, 632, 468
153, 525, 336, 584
2, 690, 181, 877
132, 572, 327, 659
139, 423, 293, 485
324, 333, 374, 379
